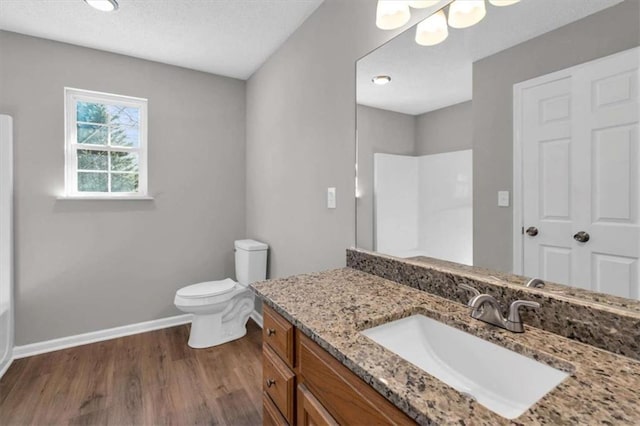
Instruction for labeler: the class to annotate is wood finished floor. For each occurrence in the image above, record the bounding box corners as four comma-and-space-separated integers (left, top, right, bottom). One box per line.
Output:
0, 320, 263, 426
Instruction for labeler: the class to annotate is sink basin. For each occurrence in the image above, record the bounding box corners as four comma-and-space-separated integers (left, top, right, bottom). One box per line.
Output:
361, 314, 570, 419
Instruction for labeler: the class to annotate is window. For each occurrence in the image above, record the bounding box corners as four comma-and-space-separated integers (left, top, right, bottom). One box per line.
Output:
64, 88, 148, 198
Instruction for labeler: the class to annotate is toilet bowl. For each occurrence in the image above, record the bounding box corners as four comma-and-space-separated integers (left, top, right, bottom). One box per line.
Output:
174, 239, 268, 348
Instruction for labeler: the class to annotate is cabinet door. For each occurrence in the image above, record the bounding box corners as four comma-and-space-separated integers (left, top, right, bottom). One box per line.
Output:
297, 384, 338, 426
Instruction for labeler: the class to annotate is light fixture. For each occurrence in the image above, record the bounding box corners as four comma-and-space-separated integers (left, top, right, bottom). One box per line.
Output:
448, 0, 486, 29
489, 0, 520, 6
376, 1, 411, 30
408, 0, 440, 8
415, 10, 448, 46
84, 0, 119, 12
372, 75, 392, 85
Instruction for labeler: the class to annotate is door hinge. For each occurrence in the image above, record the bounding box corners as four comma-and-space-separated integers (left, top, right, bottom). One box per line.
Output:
521, 226, 524, 235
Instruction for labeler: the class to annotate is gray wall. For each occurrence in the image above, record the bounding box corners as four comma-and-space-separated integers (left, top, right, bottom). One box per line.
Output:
356, 105, 416, 251
246, 0, 445, 278
415, 101, 472, 156
0, 31, 247, 345
473, 0, 640, 272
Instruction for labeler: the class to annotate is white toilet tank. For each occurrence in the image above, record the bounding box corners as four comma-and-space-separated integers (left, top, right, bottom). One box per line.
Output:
234, 239, 268, 286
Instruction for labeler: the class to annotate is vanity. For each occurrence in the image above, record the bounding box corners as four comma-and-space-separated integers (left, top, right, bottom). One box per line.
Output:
261, 302, 412, 425
253, 261, 640, 425
258, 0, 640, 423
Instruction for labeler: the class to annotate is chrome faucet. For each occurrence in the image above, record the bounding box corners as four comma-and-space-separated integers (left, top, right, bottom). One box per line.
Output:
525, 278, 545, 288
459, 284, 540, 333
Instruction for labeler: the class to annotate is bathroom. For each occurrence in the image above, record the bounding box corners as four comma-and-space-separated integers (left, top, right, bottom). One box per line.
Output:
0, 0, 639, 424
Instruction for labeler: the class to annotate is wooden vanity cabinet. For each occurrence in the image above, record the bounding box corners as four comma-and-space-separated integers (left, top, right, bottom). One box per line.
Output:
263, 305, 296, 424
262, 304, 414, 425
263, 391, 288, 426
297, 384, 338, 426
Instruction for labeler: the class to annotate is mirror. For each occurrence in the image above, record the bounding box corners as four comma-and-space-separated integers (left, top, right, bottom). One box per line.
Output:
356, 0, 640, 303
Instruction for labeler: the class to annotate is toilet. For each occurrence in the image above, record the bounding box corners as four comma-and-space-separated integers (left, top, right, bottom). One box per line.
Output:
174, 239, 268, 348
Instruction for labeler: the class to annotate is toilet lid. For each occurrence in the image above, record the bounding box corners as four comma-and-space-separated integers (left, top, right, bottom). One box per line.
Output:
177, 278, 237, 298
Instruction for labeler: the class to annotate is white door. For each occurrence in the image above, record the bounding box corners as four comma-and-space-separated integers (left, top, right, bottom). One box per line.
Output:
519, 47, 639, 299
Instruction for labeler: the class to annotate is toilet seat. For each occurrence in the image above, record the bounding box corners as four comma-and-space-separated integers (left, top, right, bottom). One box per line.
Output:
176, 278, 237, 299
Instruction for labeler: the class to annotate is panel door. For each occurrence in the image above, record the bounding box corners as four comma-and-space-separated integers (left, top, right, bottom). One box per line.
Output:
522, 77, 576, 285
522, 47, 639, 299
572, 47, 639, 298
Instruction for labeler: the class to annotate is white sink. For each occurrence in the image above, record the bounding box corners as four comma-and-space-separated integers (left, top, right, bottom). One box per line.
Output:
361, 314, 570, 419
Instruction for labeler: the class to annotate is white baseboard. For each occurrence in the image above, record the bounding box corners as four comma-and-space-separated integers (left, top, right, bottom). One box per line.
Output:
11, 310, 263, 360
13, 314, 193, 359
250, 310, 263, 328
0, 356, 13, 379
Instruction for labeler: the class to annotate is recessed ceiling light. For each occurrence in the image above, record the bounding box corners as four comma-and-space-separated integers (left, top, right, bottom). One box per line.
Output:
372, 75, 392, 85
84, 0, 119, 12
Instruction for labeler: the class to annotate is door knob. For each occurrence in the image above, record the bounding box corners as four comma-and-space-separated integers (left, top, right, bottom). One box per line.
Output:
573, 231, 590, 243
525, 226, 539, 237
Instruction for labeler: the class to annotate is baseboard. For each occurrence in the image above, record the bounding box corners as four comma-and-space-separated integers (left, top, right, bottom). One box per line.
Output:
250, 310, 263, 328
13, 314, 193, 359
0, 356, 13, 379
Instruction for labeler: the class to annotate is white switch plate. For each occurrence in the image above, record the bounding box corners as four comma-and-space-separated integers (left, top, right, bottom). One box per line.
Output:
327, 187, 336, 209
498, 191, 510, 207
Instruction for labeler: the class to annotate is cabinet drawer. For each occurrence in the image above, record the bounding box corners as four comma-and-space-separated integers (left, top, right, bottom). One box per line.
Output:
263, 392, 288, 426
296, 330, 414, 425
263, 345, 295, 424
263, 304, 295, 367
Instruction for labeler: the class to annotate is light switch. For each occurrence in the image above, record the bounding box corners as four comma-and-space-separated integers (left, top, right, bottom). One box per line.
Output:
327, 187, 336, 209
498, 191, 510, 207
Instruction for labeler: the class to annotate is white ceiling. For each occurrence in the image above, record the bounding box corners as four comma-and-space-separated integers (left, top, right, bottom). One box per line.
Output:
0, 0, 324, 80
357, 0, 625, 116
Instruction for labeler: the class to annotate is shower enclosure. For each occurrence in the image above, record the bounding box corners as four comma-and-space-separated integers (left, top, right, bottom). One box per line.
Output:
0, 115, 13, 377
374, 150, 473, 265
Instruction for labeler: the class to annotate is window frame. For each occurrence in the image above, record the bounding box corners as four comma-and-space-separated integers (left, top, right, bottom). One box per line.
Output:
64, 87, 149, 199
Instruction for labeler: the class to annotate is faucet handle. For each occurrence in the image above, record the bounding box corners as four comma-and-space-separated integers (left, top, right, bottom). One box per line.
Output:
458, 284, 481, 306
508, 300, 540, 323
526, 278, 545, 288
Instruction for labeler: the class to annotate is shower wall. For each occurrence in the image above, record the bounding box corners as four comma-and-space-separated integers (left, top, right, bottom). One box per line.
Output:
0, 115, 13, 377
374, 150, 473, 265
374, 154, 419, 255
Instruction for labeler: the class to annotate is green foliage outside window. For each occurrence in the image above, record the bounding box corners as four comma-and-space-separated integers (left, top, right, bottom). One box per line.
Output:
75, 102, 140, 193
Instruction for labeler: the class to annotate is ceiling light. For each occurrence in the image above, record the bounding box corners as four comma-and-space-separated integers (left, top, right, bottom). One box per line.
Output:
415, 10, 448, 46
372, 75, 392, 85
489, 0, 520, 6
84, 0, 119, 12
448, 0, 486, 29
408, 1, 440, 8
376, 1, 411, 30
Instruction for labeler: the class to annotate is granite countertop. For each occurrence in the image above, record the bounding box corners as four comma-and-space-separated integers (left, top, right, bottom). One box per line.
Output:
251, 268, 640, 425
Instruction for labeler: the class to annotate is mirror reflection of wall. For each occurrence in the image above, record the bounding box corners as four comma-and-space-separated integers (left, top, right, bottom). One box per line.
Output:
356, 0, 639, 299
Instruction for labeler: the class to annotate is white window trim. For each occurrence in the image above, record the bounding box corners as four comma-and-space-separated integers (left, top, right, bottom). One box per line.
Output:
62, 87, 150, 200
